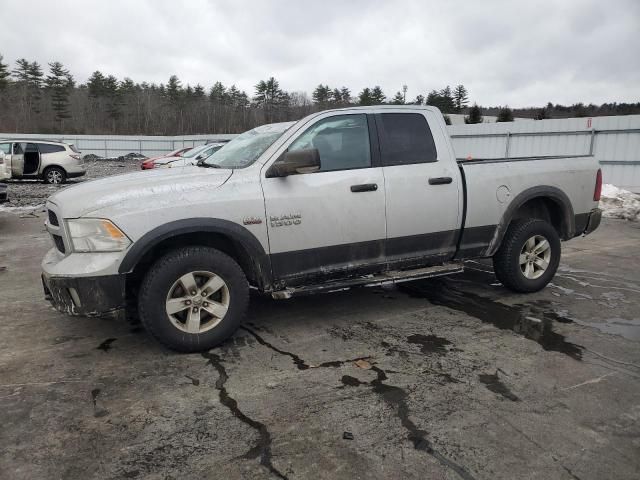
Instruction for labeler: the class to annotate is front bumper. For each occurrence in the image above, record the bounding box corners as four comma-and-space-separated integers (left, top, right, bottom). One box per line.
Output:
42, 272, 126, 316
583, 208, 602, 235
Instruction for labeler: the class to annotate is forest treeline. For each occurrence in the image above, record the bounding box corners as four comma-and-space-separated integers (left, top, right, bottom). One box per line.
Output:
0, 54, 638, 135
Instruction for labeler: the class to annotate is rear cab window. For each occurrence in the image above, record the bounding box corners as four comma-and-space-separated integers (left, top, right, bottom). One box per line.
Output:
376, 113, 438, 166
0, 143, 11, 154
38, 143, 66, 154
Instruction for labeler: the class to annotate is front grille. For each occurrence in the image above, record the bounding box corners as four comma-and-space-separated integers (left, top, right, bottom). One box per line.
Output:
48, 209, 59, 226
53, 234, 65, 253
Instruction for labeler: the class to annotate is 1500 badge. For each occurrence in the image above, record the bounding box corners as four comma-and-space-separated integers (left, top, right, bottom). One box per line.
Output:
270, 213, 302, 227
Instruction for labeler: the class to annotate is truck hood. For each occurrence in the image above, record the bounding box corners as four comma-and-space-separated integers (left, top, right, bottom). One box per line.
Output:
48, 166, 233, 217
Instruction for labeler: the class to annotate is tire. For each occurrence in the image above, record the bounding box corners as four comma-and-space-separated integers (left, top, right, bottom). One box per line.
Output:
138, 246, 249, 352
492, 218, 561, 293
43, 166, 67, 184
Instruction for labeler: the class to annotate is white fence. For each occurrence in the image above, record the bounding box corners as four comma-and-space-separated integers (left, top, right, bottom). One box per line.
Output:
3, 114, 640, 192
447, 115, 640, 193
0, 133, 237, 158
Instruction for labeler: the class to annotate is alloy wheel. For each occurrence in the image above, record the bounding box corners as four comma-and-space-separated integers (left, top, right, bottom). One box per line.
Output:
165, 270, 230, 333
519, 235, 551, 280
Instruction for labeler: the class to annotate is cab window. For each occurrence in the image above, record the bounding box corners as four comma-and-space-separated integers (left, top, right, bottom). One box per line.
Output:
288, 114, 371, 172
0, 143, 10, 154
376, 113, 438, 166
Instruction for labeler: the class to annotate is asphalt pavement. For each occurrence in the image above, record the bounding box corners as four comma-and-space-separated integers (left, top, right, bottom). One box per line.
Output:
1, 212, 639, 480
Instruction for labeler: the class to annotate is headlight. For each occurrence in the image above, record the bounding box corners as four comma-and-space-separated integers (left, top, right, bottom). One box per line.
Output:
66, 218, 131, 252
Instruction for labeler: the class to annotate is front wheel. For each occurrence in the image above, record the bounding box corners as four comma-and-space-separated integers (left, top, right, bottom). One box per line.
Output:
138, 246, 249, 352
492, 218, 561, 293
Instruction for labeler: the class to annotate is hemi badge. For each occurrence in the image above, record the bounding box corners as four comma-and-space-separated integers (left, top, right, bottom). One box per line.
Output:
243, 217, 263, 225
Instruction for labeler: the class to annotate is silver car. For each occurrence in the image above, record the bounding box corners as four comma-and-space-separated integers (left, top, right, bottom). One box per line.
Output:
154, 143, 226, 169
0, 139, 86, 184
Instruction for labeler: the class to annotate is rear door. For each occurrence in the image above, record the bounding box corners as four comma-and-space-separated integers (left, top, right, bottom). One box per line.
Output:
262, 113, 387, 285
377, 111, 461, 267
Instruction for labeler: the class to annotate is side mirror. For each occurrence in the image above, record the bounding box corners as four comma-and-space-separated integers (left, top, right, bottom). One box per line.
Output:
265, 148, 321, 178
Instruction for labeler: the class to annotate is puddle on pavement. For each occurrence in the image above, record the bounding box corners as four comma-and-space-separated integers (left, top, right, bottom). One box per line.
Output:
406, 333, 452, 355
478, 373, 520, 402
575, 317, 640, 341
403, 273, 584, 361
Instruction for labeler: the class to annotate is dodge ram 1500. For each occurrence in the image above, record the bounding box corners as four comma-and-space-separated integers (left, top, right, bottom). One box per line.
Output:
42, 106, 602, 352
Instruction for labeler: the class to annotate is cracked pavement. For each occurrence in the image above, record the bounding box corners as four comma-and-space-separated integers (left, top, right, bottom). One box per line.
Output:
1, 212, 639, 480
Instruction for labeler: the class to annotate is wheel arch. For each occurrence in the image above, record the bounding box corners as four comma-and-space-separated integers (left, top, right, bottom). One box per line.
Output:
119, 218, 273, 291
487, 186, 575, 256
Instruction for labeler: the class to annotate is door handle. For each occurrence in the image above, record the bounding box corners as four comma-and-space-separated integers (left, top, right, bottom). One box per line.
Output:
350, 183, 378, 192
428, 177, 453, 185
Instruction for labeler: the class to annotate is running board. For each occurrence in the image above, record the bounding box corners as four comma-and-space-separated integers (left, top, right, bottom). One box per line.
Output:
271, 262, 464, 299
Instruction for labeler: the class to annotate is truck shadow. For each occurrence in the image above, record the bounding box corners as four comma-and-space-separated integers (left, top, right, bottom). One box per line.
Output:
243, 265, 583, 361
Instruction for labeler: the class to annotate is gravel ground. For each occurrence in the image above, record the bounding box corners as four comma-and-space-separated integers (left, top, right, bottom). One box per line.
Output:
2, 160, 142, 209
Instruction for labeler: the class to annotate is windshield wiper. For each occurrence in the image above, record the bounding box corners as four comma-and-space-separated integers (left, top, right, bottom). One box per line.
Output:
196, 160, 222, 168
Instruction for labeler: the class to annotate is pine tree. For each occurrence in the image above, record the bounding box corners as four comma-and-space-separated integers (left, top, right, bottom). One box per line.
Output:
339, 87, 351, 104
0, 54, 10, 90
413, 94, 425, 105
358, 87, 373, 106
104, 75, 123, 131
496, 106, 514, 122
45, 61, 74, 126
209, 82, 228, 104
193, 84, 205, 98
312, 84, 331, 105
166, 75, 182, 104
438, 86, 455, 113
453, 85, 469, 112
371, 86, 386, 104
253, 77, 286, 122
331, 88, 342, 104
391, 91, 405, 105
87, 71, 106, 98
464, 104, 484, 124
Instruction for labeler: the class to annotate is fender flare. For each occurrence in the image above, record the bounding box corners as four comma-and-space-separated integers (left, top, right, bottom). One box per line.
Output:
118, 218, 272, 287
486, 186, 575, 256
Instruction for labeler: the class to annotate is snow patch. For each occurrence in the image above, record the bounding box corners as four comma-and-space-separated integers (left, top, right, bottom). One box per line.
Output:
600, 184, 640, 222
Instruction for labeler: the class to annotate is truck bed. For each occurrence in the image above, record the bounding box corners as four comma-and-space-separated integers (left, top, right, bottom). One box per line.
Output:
455, 154, 600, 258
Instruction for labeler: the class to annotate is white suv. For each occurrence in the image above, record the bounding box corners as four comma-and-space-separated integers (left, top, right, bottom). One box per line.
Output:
0, 139, 86, 184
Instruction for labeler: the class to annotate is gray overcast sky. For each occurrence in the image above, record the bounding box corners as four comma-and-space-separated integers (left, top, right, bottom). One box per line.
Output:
1, 0, 639, 107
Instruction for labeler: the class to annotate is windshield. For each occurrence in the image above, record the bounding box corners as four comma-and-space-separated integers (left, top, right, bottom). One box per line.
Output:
182, 145, 209, 158
203, 122, 295, 169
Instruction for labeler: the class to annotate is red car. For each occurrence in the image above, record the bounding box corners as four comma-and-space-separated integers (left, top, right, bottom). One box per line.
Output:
141, 147, 192, 170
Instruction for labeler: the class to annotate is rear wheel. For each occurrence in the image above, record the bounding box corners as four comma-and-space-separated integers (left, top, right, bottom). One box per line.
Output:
43, 166, 66, 184
493, 218, 561, 293
138, 246, 249, 352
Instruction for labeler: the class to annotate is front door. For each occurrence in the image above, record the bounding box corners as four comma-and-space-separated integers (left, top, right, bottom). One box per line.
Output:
10, 143, 25, 177
262, 113, 387, 285
376, 111, 461, 267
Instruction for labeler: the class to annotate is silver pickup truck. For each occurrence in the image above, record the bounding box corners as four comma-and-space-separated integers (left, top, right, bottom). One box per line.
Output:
41, 106, 602, 352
